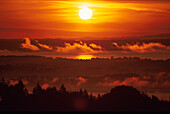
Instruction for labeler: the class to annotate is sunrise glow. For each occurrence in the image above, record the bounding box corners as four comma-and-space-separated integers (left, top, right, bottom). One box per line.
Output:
0, 0, 170, 107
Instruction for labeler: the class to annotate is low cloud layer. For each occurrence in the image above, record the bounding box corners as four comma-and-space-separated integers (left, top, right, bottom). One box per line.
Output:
1, 38, 169, 59
97, 77, 148, 87
55, 42, 103, 55
112, 42, 170, 53
19, 38, 170, 55
0, 38, 170, 61
0, 49, 10, 54
19, 38, 103, 55
96, 72, 170, 93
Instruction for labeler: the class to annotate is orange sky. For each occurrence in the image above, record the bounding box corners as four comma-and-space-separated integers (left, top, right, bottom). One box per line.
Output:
0, 0, 170, 39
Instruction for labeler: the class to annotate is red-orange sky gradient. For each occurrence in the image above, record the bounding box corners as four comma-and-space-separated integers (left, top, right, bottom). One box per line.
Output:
0, 0, 170, 39
0, 0, 170, 101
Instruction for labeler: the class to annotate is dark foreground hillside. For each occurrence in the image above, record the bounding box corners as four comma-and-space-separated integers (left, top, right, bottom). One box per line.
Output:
0, 78, 169, 112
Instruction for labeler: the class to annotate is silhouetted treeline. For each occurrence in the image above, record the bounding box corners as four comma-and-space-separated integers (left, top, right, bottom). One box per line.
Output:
0, 77, 169, 112
0, 56, 169, 74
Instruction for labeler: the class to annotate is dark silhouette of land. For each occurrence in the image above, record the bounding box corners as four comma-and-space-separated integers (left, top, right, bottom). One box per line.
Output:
0, 55, 170, 102
0, 77, 169, 112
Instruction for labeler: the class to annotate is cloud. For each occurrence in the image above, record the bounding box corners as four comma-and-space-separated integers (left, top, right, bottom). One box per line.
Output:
35, 40, 53, 50
97, 77, 148, 87
0, 49, 10, 53
76, 77, 87, 86
138, 72, 170, 93
112, 42, 170, 53
9, 80, 19, 86
122, 77, 148, 86
55, 41, 103, 54
97, 72, 170, 93
21, 38, 40, 51
20, 39, 103, 54
90, 43, 102, 50
9, 79, 28, 86
22, 79, 29, 85
51, 77, 59, 83
152, 72, 170, 89
42, 83, 49, 90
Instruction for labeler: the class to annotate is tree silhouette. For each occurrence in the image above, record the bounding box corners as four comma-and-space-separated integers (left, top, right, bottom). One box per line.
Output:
60, 84, 66, 93
98, 94, 101, 99
79, 88, 83, 96
0, 81, 169, 112
0, 77, 6, 85
0, 77, 8, 99
13, 80, 28, 96
46, 87, 57, 96
33, 83, 43, 96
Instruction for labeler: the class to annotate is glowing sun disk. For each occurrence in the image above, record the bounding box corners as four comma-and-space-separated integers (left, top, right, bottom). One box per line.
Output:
77, 55, 94, 60
79, 7, 92, 20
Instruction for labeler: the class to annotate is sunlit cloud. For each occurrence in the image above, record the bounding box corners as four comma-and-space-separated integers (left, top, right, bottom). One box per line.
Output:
42, 83, 49, 90
76, 77, 87, 86
97, 72, 170, 93
51, 77, 59, 83
21, 38, 40, 51
112, 42, 170, 53
97, 77, 148, 87
20, 39, 103, 54
90, 43, 102, 50
9, 80, 19, 86
22, 79, 29, 85
151, 72, 170, 90
9, 79, 28, 86
35, 40, 53, 50
0, 49, 10, 53
55, 41, 103, 54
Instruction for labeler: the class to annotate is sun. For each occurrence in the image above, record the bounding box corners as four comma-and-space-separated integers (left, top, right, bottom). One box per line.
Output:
79, 6, 92, 20
76, 55, 94, 60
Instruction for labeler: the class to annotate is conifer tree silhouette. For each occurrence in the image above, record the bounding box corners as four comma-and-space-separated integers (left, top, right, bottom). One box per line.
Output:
33, 83, 43, 96
60, 84, 66, 93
